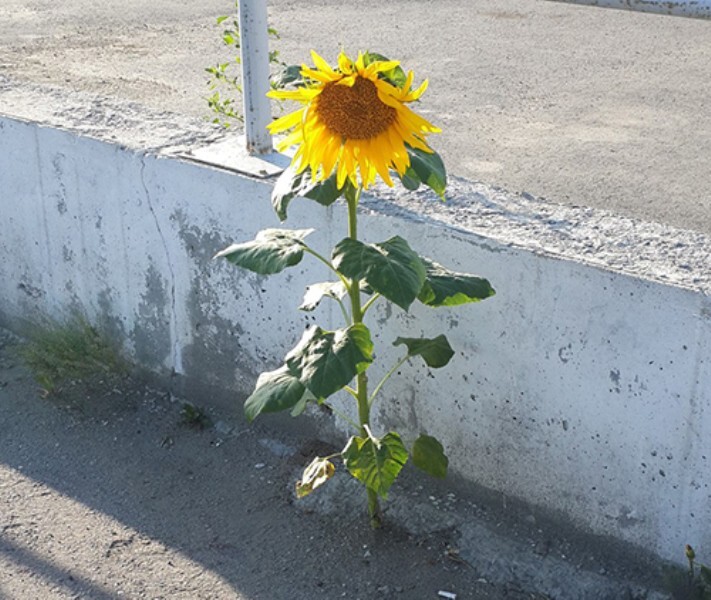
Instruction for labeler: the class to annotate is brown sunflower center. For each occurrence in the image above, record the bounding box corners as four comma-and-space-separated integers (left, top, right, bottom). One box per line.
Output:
316, 76, 397, 140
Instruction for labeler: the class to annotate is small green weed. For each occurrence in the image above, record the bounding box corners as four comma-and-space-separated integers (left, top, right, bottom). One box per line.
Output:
18, 315, 128, 395
664, 545, 711, 599
180, 402, 212, 430
205, 1, 286, 127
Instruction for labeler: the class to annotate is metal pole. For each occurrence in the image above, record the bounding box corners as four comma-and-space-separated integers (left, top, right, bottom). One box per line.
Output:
545, 0, 711, 19
239, 0, 273, 155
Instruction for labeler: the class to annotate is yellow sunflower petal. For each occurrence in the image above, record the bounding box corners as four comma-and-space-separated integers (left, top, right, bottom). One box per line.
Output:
405, 78, 429, 102
354, 52, 365, 72
267, 108, 306, 134
402, 70, 415, 93
275, 128, 304, 152
301, 66, 337, 84
338, 52, 353, 74
310, 50, 337, 76
267, 87, 320, 101
336, 75, 356, 87
369, 60, 400, 75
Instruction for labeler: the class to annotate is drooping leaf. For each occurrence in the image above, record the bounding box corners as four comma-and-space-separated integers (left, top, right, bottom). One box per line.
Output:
244, 365, 306, 422
286, 324, 373, 399
299, 281, 348, 312
396, 145, 447, 199
295, 456, 336, 498
411, 434, 448, 479
342, 432, 409, 498
272, 165, 342, 221
332, 236, 426, 311
418, 257, 495, 307
214, 228, 313, 275
290, 387, 318, 417
398, 167, 421, 191
408, 146, 447, 199
363, 52, 408, 89
290, 394, 309, 417
393, 335, 455, 369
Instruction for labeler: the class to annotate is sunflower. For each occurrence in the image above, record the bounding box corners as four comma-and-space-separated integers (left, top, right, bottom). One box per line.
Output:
267, 51, 440, 190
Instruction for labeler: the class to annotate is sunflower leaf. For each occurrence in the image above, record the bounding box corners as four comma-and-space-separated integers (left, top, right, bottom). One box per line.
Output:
411, 434, 448, 479
299, 281, 348, 312
332, 236, 426, 311
407, 145, 447, 199
285, 324, 373, 399
272, 165, 343, 221
393, 335, 455, 369
398, 167, 422, 191
296, 456, 336, 498
244, 365, 306, 422
342, 432, 409, 498
418, 257, 496, 307
214, 228, 313, 275
271, 64, 303, 89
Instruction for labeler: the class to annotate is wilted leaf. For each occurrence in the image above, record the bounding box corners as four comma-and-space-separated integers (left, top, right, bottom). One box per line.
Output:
295, 456, 336, 498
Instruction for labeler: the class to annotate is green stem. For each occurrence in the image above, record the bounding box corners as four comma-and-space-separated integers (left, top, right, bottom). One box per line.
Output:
368, 355, 409, 409
345, 184, 382, 529
302, 246, 352, 325
361, 292, 381, 316
335, 298, 351, 327
302, 246, 350, 289
321, 401, 360, 432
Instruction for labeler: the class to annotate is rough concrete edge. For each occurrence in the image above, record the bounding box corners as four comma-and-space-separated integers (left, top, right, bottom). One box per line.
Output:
363, 181, 710, 296
1, 75, 708, 298
0, 74, 225, 155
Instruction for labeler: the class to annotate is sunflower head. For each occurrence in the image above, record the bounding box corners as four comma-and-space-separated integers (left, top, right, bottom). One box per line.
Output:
268, 50, 442, 192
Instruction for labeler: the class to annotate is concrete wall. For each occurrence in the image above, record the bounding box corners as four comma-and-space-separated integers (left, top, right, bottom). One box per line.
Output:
1, 112, 710, 565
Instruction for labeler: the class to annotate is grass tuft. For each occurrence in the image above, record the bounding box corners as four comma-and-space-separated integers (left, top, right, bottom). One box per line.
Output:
18, 315, 128, 394
180, 402, 212, 430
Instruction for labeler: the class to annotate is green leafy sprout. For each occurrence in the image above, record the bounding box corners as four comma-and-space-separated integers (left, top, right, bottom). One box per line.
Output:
206, 2, 286, 127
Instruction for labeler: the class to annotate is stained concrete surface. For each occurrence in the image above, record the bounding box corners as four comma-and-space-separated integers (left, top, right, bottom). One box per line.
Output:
1, 0, 710, 234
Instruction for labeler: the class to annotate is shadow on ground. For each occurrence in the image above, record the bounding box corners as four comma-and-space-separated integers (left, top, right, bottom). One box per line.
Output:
0, 328, 520, 600
0, 329, 665, 599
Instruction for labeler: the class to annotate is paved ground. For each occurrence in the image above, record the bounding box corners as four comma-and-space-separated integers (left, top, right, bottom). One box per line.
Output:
0, 0, 710, 234
0, 329, 666, 599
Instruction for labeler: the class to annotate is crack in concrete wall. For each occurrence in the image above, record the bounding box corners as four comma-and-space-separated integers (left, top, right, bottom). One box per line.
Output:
139, 154, 182, 374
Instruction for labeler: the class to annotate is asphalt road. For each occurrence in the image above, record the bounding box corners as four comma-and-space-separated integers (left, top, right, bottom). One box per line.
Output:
1, 0, 710, 234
